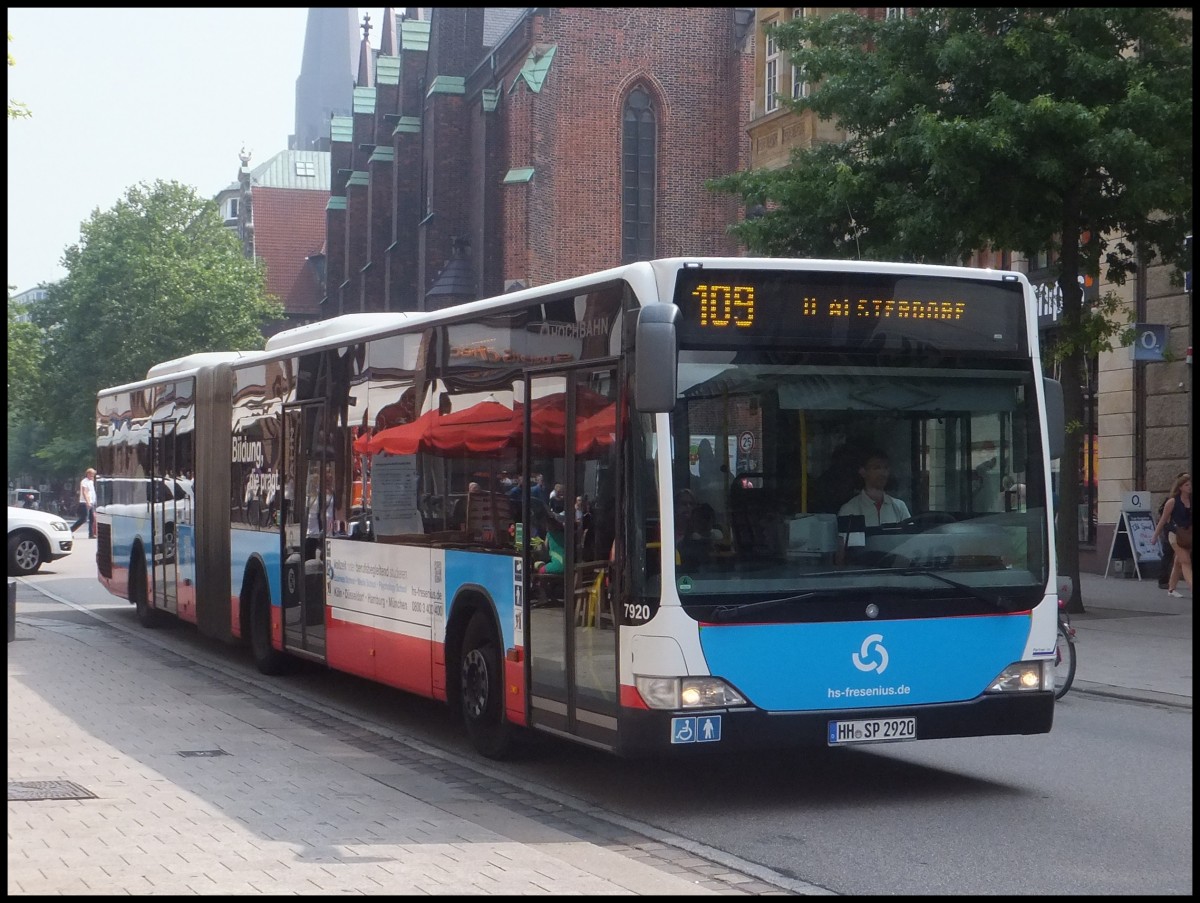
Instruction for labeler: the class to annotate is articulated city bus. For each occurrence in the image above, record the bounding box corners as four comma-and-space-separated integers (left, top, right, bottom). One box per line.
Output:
95, 257, 1065, 758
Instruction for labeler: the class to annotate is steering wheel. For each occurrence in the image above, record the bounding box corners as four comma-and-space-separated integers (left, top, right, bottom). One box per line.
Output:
900, 511, 957, 528
877, 552, 912, 569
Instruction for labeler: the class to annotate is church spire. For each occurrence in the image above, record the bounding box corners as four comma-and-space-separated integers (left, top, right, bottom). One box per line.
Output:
291, 9, 357, 151
380, 8, 397, 56
357, 11, 374, 88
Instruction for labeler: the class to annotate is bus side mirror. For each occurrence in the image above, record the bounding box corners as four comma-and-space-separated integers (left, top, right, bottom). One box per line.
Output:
1043, 378, 1064, 460
634, 305, 678, 413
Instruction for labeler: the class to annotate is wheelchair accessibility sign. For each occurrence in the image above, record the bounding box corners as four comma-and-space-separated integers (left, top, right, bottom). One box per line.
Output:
670, 715, 722, 744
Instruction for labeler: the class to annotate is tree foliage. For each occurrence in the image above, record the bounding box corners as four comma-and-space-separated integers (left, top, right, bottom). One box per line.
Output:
8, 32, 31, 119
27, 179, 283, 478
7, 298, 47, 487
8, 299, 44, 419
709, 8, 1192, 611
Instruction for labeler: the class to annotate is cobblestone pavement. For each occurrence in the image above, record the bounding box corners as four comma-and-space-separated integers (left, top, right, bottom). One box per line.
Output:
8, 583, 828, 895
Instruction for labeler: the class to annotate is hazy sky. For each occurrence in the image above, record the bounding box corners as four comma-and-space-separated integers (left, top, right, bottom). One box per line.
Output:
7, 8, 383, 295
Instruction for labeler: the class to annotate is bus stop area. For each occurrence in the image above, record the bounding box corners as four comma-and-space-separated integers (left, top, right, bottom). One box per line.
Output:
7, 561, 1191, 895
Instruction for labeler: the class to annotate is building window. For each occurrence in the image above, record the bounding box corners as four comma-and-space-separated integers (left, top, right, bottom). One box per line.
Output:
764, 22, 780, 113
885, 7, 907, 19
790, 9, 809, 100
295, 159, 316, 178
226, 198, 239, 220
622, 86, 656, 263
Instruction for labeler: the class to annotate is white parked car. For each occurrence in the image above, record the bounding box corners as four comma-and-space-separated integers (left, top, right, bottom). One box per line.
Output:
7, 505, 75, 576
96, 476, 193, 561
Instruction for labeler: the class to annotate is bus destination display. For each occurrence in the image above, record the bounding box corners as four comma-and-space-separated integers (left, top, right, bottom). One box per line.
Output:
673, 268, 1026, 354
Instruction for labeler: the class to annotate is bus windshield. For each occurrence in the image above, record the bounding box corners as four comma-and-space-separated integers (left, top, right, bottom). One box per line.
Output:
637, 352, 1050, 615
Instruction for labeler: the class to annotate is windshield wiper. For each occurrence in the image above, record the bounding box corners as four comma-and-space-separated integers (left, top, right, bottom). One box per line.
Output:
894, 567, 1017, 611
765, 567, 1023, 612
710, 592, 817, 623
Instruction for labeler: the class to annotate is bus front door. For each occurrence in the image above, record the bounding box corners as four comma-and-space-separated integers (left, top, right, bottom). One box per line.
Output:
281, 402, 329, 660
525, 368, 620, 749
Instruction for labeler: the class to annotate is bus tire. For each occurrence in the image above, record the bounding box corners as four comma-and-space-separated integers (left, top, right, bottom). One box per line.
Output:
460, 611, 513, 759
130, 552, 161, 628
249, 577, 289, 675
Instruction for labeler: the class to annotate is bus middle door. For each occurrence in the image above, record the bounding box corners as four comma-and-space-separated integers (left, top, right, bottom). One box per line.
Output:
281, 402, 329, 661
149, 417, 179, 617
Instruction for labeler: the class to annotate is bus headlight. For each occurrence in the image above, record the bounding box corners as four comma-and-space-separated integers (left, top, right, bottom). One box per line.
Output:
634, 676, 747, 709
985, 660, 1052, 693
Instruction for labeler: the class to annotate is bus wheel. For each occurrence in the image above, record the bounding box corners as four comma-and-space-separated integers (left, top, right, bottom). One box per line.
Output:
130, 554, 161, 627
460, 611, 513, 759
249, 577, 289, 675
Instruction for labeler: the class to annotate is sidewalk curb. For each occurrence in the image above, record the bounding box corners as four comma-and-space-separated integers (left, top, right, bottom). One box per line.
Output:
1069, 680, 1192, 710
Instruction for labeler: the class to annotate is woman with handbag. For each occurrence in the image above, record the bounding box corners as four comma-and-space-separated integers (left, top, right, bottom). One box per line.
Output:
1152, 473, 1192, 598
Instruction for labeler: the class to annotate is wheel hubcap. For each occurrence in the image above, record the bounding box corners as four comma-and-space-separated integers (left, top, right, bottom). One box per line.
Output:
462, 648, 488, 718
16, 541, 38, 570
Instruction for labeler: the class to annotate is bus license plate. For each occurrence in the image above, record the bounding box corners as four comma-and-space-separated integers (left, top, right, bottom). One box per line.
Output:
828, 717, 917, 745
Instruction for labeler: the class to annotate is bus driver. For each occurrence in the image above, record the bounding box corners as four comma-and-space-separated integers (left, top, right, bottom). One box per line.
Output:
838, 449, 911, 527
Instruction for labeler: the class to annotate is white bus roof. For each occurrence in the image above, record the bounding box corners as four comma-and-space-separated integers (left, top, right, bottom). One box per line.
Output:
145, 351, 250, 380
264, 313, 418, 353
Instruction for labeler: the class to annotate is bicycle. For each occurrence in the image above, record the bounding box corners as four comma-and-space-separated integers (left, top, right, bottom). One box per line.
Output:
1052, 595, 1077, 699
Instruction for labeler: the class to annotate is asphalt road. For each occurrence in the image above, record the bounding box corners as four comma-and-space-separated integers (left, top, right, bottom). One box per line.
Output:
15, 544, 1194, 895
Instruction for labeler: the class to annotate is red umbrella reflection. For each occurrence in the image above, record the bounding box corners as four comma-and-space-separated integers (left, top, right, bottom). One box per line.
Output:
426, 400, 518, 455
575, 403, 620, 456
364, 409, 440, 455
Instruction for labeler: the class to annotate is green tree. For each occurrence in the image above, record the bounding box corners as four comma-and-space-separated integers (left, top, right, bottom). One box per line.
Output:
8, 32, 31, 119
8, 294, 48, 490
31, 179, 283, 476
8, 296, 43, 419
709, 8, 1192, 612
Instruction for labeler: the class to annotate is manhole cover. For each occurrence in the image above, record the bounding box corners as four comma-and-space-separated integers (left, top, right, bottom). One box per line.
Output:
178, 749, 229, 757
8, 780, 97, 801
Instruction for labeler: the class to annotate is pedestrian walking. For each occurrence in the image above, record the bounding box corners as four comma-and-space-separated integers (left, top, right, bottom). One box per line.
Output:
1156, 471, 1188, 589
1151, 472, 1192, 598
71, 467, 97, 538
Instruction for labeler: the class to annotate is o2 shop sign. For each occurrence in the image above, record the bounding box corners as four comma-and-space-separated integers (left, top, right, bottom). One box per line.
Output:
1122, 491, 1151, 512
1130, 324, 1167, 362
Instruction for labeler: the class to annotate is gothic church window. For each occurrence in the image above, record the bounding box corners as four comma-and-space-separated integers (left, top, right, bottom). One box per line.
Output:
621, 86, 657, 263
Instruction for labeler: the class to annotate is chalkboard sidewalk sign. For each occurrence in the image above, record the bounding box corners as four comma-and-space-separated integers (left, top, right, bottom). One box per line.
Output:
1104, 491, 1162, 580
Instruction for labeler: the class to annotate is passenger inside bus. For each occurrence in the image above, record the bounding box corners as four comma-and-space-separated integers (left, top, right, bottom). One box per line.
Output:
678, 501, 726, 569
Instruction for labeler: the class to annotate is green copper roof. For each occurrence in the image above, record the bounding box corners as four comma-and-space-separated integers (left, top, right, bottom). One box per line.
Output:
393, 116, 421, 136
510, 44, 556, 94
400, 19, 431, 52
369, 146, 395, 165
331, 116, 354, 143
353, 86, 377, 115
327, 196, 347, 211
245, 150, 330, 191
427, 75, 466, 98
376, 55, 401, 86
503, 167, 535, 184
346, 171, 369, 188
